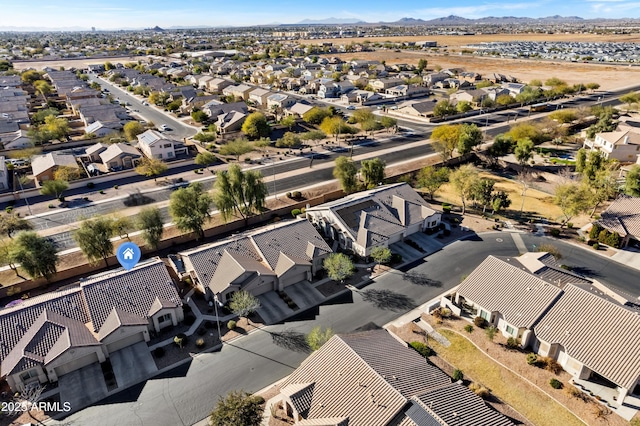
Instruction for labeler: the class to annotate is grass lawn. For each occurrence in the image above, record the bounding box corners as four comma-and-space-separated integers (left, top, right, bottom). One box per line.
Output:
432, 329, 585, 426
430, 171, 565, 222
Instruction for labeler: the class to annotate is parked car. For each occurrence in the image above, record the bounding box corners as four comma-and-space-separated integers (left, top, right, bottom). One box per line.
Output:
346, 105, 356, 110
5, 159, 28, 167
159, 124, 172, 131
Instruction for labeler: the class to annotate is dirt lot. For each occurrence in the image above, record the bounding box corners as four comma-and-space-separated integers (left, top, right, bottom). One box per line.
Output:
12, 55, 148, 71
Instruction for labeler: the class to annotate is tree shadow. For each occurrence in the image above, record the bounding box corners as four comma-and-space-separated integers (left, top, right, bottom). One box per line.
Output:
403, 271, 442, 287
360, 289, 417, 312
270, 329, 311, 353
565, 266, 601, 278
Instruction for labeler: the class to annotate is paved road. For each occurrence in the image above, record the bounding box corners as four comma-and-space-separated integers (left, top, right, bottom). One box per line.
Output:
48, 232, 640, 426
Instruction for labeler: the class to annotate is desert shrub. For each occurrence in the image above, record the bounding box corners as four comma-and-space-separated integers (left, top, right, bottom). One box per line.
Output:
114, 185, 119, 190
464, 324, 474, 333
5, 206, 12, 213
286, 192, 292, 198
526, 352, 538, 365
550, 378, 563, 389
565, 385, 586, 400
409, 341, 433, 358
196, 338, 205, 348
452, 369, 464, 381
292, 191, 302, 198
173, 333, 187, 348
550, 228, 561, 237
254, 396, 265, 405
87, 182, 95, 189
541, 356, 563, 374
442, 203, 452, 213
153, 347, 165, 357
605, 231, 621, 248
473, 316, 487, 328
440, 307, 451, 318
485, 326, 498, 341
227, 320, 237, 330
589, 223, 603, 240
291, 208, 301, 217
566, 222, 573, 229
469, 383, 490, 398
506, 337, 519, 349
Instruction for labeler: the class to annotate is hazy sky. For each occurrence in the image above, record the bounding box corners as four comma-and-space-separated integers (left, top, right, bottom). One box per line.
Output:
1, 0, 639, 29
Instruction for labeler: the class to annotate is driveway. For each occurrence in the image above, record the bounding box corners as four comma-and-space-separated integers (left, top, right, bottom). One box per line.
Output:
284, 281, 325, 311
257, 291, 293, 324
58, 363, 108, 412
406, 232, 444, 255
389, 241, 423, 261
110, 342, 158, 389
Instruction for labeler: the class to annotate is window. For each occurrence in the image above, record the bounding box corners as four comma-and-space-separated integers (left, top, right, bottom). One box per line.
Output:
20, 369, 38, 381
163, 143, 172, 148
157, 154, 163, 159
158, 313, 172, 323
479, 310, 490, 320
168, 152, 174, 158
506, 325, 515, 336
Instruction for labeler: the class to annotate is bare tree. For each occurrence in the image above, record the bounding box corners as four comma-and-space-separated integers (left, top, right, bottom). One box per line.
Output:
517, 170, 535, 213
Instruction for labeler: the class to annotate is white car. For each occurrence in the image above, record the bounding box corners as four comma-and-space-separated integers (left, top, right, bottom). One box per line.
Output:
159, 124, 171, 131
346, 105, 356, 110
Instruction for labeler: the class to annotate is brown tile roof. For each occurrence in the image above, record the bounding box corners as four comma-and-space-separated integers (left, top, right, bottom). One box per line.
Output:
533, 284, 640, 390
97, 307, 149, 341
209, 250, 274, 294
279, 330, 450, 426
0, 288, 89, 366
597, 194, 640, 239
80, 258, 181, 332
410, 383, 515, 426
456, 256, 564, 328
2, 309, 100, 376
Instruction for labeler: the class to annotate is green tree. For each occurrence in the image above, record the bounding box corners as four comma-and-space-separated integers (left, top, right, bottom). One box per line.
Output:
53, 166, 81, 182
449, 164, 479, 215
506, 123, 543, 144
137, 207, 164, 249
40, 179, 68, 199
241, 112, 270, 139
219, 138, 254, 161
333, 156, 358, 193
514, 138, 535, 165
323, 253, 354, 283
21, 70, 43, 84
135, 157, 167, 181
0, 214, 33, 239
370, 246, 392, 266
549, 109, 578, 123
112, 216, 132, 240
302, 107, 332, 125
587, 167, 618, 217
380, 116, 397, 132
360, 158, 385, 189
625, 165, 640, 197
471, 179, 495, 214
360, 119, 382, 135
457, 123, 483, 155
209, 390, 264, 426
496, 94, 515, 106
191, 110, 208, 123
491, 191, 511, 214
417, 58, 428, 73
194, 151, 218, 171
554, 183, 592, 227
280, 115, 296, 130
433, 100, 456, 118
619, 92, 640, 113
275, 132, 301, 148
320, 116, 357, 141
33, 80, 52, 100
431, 124, 460, 160
229, 290, 261, 319
9, 231, 58, 281
301, 130, 326, 144
74, 217, 115, 266
31, 108, 59, 125
352, 108, 375, 123
575, 148, 587, 173
0, 240, 20, 276
169, 182, 212, 239
306, 326, 334, 351
487, 134, 514, 164
456, 100, 472, 113
417, 166, 449, 200
123, 121, 145, 141
212, 165, 267, 223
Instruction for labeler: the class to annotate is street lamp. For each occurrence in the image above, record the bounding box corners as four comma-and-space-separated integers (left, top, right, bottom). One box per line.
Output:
212, 294, 224, 345
14, 170, 32, 216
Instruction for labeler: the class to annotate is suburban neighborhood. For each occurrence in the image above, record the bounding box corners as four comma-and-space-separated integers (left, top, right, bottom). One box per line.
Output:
1, 8, 640, 426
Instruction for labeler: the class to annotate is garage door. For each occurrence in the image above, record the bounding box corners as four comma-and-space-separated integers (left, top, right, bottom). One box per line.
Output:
54, 352, 99, 377
106, 332, 146, 354
281, 271, 307, 288
251, 281, 275, 296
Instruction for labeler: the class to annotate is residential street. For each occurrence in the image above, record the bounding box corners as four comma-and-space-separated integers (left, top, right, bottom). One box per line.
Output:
47, 232, 640, 426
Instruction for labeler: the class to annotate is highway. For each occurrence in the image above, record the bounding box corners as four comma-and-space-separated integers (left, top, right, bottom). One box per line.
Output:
47, 232, 640, 426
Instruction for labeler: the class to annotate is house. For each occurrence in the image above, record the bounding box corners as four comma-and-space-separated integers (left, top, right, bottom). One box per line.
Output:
285, 102, 314, 117
0, 258, 183, 392
222, 84, 253, 100
584, 129, 640, 162
385, 84, 430, 98
453, 254, 565, 346
1, 129, 32, 150
370, 78, 403, 92
305, 183, 441, 257
176, 218, 331, 302
137, 130, 188, 160
0, 156, 8, 191
85, 120, 121, 138
99, 143, 142, 171
275, 329, 514, 426
397, 99, 438, 118
423, 72, 449, 86
248, 87, 273, 106
216, 110, 247, 134
532, 284, 640, 402
267, 93, 295, 109
31, 152, 79, 184
596, 195, 640, 248
85, 142, 109, 162
201, 100, 248, 120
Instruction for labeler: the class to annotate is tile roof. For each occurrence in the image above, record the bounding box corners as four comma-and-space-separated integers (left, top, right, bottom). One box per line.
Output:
31, 152, 79, 177
80, 258, 181, 332
597, 194, 640, 239
99, 143, 141, 163
97, 307, 149, 341
456, 255, 563, 328
137, 129, 169, 146
410, 383, 514, 426
533, 284, 640, 390
279, 330, 450, 426
209, 250, 274, 294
